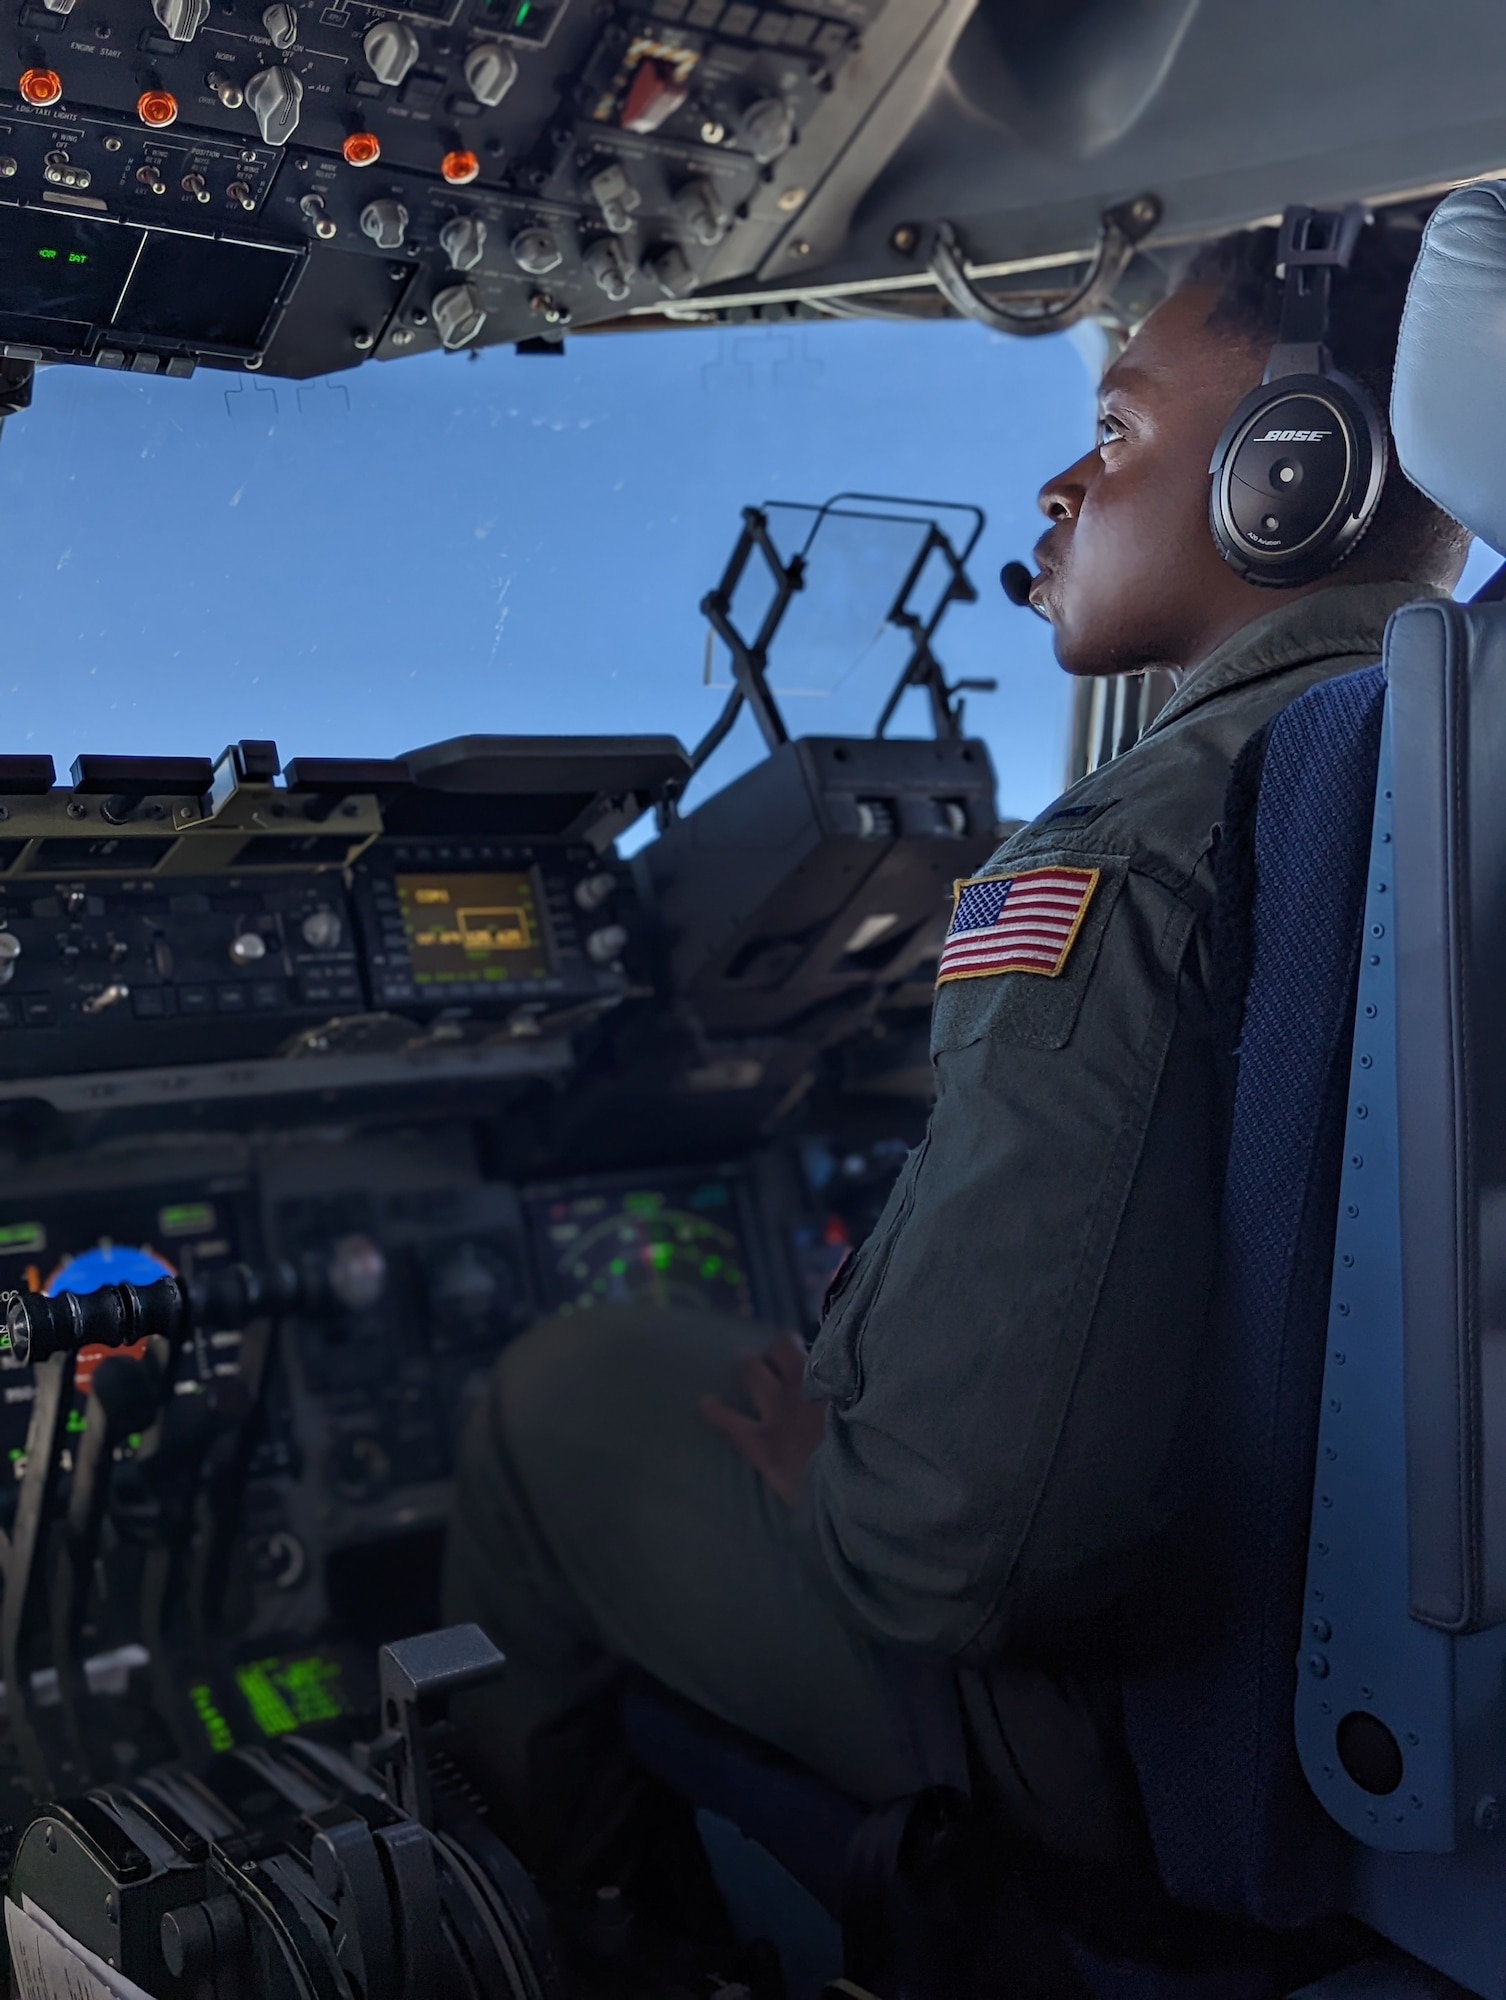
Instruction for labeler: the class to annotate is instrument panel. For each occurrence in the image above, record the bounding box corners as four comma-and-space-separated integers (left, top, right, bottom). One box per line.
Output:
0, 1135, 799, 1655
0, 0, 947, 377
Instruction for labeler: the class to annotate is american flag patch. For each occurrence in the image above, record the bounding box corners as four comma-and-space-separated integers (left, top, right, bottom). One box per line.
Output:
937, 866, 1100, 985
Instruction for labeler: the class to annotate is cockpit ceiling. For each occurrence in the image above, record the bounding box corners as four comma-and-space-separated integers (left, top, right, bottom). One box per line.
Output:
0, 0, 1495, 378
679, 0, 1506, 324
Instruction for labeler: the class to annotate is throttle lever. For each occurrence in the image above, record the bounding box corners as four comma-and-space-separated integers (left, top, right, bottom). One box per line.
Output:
5, 1274, 186, 1367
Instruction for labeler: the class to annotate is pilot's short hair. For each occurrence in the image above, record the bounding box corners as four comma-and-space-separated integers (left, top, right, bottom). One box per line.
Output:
1183, 216, 1471, 588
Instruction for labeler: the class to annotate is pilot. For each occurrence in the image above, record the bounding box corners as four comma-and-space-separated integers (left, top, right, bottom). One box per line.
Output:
443, 219, 1471, 1910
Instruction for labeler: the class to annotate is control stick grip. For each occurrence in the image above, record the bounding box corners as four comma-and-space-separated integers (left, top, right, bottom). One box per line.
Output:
4, 1274, 186, 1367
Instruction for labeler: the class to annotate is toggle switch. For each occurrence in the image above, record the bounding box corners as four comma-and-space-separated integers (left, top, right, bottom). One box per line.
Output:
675, 178, 727, 248
0, 933, 21, 987
589, 160, 640, 235
206, 69, 243, 108
584, 236, 631, 302
82, 983, 130, 1015
229, 931, 268, 966
300, 191, 337, 237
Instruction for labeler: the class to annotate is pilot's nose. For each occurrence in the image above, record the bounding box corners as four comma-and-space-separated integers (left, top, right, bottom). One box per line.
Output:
1037, 447, 1096, 523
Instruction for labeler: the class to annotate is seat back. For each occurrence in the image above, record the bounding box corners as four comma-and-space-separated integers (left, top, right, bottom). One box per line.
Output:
1121, 663, 1385, 1927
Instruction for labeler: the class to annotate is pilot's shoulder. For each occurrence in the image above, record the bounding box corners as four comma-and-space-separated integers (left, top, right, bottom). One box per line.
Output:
992, 656, 1370, 894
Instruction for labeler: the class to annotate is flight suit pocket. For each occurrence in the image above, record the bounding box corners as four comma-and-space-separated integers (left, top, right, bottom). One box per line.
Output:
807, 1135, 930, 1408
929, 854, 1127, 1056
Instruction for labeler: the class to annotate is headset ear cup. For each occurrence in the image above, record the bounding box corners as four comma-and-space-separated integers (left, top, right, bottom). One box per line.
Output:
1208, 367, 1387, 587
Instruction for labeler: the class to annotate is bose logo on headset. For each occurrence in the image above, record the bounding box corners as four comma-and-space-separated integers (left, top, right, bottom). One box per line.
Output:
1254, 427, 1333, 443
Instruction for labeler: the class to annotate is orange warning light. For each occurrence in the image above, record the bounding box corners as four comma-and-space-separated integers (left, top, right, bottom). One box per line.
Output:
440, 148, 480, 185
18, 67, 62, 106
342, 130, 381, 166
136, 88, 178, 126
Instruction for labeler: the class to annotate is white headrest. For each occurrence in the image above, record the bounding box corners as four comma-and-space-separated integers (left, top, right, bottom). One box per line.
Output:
1393, 181, 1506, 553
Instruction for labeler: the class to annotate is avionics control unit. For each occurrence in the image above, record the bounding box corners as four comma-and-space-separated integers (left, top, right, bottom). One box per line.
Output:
0, 732, 686, 1099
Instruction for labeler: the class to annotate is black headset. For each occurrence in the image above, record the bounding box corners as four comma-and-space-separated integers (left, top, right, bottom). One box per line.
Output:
1207, 204, 1388, 588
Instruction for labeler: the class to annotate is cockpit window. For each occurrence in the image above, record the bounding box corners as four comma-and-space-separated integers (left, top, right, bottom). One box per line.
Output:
0, 319, 1086, 823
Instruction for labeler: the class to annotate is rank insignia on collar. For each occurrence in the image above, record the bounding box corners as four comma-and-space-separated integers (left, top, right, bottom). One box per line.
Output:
937, 866, 1100, 984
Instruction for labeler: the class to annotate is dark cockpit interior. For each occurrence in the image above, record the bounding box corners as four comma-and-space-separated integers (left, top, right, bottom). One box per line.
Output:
0, 3, 1504, 1998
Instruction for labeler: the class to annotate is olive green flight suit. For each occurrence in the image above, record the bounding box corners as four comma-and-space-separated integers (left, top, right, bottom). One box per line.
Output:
443, 580, 1440, 1875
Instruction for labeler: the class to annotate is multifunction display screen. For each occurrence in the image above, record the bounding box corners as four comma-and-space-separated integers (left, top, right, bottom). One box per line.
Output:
526, 1178, 757, 1319
395, 871, 551, 987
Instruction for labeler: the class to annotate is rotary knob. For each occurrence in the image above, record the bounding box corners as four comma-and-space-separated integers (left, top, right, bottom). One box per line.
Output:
363, 18, 420, 86
300, 906, 342, 950
431, 281, 486, 349
511, 225, 561, 275
585, 923, 628, 966
463, 39, 517, 107
151, 0, 209, 40
244, 63, 303, 145
439, 213, 486, 272
0, 933, 21, 987
573, 871, 615, 912
585, 237, 631, 302
742, 97, 794, 165
262, 1, 298, 47
360, 198, 409, 251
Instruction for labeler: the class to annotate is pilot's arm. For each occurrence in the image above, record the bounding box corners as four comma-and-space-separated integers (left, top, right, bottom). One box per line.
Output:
797, 835, 1221, 1659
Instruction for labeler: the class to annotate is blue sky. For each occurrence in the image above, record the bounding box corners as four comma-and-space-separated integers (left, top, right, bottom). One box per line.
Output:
0, 320, 1494, 838
0, 317, 1089, 825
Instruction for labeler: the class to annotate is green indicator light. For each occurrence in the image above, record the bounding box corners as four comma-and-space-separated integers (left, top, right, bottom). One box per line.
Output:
514, 0, 531, 19
190, 1682, 234, 1753
608, 1257, 626, 1276
700, 1255, 722, 1279
0, 1222, 46, 1254
649, 1242, 673, 1271
66, 1409, 85, 1434
8, 1448, 23, 1464
159, 1201, 216, 1238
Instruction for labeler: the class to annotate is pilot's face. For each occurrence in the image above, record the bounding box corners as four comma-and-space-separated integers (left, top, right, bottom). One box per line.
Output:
1031, 285, 1276, 677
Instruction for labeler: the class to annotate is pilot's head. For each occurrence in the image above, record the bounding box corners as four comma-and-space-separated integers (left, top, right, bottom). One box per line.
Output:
1031, 215, 1472, 677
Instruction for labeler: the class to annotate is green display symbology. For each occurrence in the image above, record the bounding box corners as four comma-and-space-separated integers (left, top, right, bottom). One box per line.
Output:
191, 1683, 234, 1753
0, 1222, 46, 1254
235, 1653, 346, 1738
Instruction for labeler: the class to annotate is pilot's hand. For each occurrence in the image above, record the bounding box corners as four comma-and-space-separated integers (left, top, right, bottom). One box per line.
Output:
700, 1331, 827, 1507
